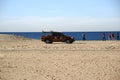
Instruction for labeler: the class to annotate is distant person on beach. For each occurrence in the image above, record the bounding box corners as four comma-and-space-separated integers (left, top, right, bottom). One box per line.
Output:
117, 32, 119, 40
111, 33, 114, 40
102, 32, 106, 41
108, 33, 111, 40
82, 32, 86, 41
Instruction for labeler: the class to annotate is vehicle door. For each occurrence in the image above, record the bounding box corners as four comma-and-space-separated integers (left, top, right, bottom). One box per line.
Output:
53, 33, 60, 41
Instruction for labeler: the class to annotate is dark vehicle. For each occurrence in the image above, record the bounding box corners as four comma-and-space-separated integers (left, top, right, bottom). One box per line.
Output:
41, 31, 75, 44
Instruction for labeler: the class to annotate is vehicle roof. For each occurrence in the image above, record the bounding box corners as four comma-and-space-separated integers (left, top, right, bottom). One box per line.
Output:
42, 31, 63, 34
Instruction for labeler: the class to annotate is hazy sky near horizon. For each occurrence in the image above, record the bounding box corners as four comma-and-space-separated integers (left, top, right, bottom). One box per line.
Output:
0, 0, 120, 32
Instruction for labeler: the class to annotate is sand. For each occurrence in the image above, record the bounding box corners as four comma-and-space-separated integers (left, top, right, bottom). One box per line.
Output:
0, 34, 120, 80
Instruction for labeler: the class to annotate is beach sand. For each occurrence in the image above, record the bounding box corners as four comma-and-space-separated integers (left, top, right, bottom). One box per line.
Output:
0, 34, 120, 80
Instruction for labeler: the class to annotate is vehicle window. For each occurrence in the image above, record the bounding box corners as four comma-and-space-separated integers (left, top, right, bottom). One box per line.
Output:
53, 33, 64, 36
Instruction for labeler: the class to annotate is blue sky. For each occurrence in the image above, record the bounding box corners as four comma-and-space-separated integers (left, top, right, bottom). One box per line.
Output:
0, 0, 120, 32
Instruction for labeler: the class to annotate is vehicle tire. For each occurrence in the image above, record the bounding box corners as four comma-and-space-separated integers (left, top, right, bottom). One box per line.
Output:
66, 40, 71, 44
45, 39, 52, 44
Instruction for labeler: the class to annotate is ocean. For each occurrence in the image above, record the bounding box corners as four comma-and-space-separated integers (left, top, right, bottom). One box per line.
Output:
0, 31, 120, 40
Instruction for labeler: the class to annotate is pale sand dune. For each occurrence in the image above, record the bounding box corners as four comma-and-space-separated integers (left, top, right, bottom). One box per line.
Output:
0, 34, 31, 42
0, 34, 120, 80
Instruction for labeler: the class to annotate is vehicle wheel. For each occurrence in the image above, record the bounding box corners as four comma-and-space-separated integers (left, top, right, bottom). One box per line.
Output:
45, 39, 52, 44
66, 40, 71, 44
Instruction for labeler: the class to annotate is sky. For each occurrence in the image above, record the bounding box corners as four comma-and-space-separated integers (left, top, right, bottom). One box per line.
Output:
0, 0, 120, 32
